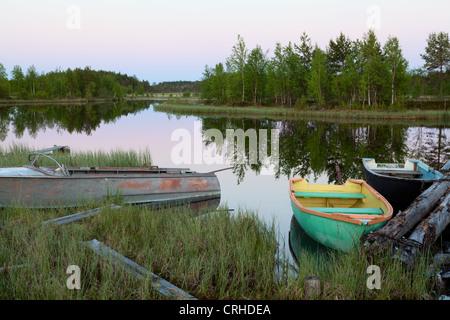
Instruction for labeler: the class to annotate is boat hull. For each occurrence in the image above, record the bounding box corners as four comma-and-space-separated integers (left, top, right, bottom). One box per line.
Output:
362, 158, 442, 212
290, 202, 387, 252
288, 215, 331, 265
289, 178, 392, 252
0, 166, 221, 208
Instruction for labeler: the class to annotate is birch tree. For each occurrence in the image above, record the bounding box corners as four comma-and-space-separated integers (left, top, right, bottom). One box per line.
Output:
383, 36, 408, 105
246, 45, 268, 105
228, 34, 248, 101
307, 46, 329, 107
361, 30, 384, 107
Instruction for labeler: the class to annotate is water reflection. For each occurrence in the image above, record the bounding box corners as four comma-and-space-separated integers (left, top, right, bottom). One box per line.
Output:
199, 116, 448, 185
0, 101, 151, 140
288, 215, 332, 268
1, 102, 447, 185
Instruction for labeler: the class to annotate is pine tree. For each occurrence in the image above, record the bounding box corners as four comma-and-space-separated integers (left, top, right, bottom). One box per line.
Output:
421, 31, 450, 97
295, 32, 313, 97
326, 32, 352, 103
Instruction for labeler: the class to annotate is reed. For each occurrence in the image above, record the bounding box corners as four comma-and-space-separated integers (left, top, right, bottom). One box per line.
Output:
0, 203, 285, 299
289, 242, 434, 300
1, 199, 436, 300
0, 144, 152, 168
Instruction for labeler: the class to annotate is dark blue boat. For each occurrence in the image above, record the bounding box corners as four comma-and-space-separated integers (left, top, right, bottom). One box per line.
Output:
362, 158, 443, 213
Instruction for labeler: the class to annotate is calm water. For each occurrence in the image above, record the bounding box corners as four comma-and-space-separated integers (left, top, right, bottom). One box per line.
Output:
1, 101, 448, 262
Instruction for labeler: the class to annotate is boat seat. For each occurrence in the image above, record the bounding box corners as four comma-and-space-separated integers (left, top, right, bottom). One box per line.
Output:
372, 169, 421, 176
306, 207, 383, 215
294, 191, 365, 199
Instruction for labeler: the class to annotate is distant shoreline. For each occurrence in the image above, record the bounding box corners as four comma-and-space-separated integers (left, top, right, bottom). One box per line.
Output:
0, 96, 202, 106
2, 97, 448, 122
154, 103, 450, 121
0, 97, 144, 106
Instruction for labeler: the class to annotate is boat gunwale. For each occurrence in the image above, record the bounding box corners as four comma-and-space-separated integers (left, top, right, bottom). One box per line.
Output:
289, 178, 393, 226
362, 158, 443, 183
0, 165, 219, 179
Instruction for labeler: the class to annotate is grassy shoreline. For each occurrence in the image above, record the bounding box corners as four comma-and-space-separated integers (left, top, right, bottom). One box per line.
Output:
0, 201, 438, 300
154, 103, 450, 121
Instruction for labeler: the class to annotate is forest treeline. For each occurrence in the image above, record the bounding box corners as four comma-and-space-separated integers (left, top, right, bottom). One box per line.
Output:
0, 64, 201, 100
201, 30, 450, 108
150, 81, 200, 94
0, 65, 154, 100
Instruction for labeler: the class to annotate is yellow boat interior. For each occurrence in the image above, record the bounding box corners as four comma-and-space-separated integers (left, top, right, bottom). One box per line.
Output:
290, 178, 393, 225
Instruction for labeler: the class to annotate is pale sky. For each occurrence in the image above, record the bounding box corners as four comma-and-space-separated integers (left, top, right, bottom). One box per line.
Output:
1, 0, 449, 83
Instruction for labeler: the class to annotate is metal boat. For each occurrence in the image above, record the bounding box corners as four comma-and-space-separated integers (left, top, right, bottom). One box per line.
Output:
0, 146, 221, 208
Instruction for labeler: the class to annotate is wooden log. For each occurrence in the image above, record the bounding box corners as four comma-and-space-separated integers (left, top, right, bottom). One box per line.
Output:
397, 192, 450, 265
364, 177, 449, 252
427, 252, 450, 277
82, 239, 197, 300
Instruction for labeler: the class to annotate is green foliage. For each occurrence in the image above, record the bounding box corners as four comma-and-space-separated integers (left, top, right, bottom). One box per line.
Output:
421, 32, 450, 73
227, 34, 248, 101
200, 31, 449, 109
150, 80, 200, 94
0, 65, 152, 100
307, 46, 329, 107
383, 36, 409, 105
135, 83, 145, 96
421, 31, 450, 96
0, 63, 11, 99
246, 45, 268, 105
0, 80, 11, 99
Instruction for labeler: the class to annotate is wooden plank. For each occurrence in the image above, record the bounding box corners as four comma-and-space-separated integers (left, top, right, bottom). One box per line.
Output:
295, 191, 365, 199
306, 207, 383, 214
43, 204, 122, 226
0, 264, 31, 272
82, 239, 197, 300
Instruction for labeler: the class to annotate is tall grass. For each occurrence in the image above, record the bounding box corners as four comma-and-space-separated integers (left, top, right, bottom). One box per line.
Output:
288, 241, 435, 300
0, 203, 285, 299
0, 144, 152, 168
0, 200, 436, 299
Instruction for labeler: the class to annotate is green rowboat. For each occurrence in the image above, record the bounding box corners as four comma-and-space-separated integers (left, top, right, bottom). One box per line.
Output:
289, 178, 393, 252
